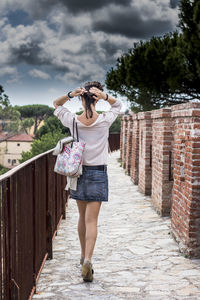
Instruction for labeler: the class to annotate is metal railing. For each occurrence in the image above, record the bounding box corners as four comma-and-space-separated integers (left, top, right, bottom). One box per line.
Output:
109, 133, 120, 152
0, 149, 68, 300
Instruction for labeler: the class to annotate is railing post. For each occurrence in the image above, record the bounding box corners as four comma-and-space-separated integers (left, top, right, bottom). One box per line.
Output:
62, 190, 66, 220
47, 212, 53, 260
46, 155, 53, 260
32, 162, 36, 294
5, 178, 11, 300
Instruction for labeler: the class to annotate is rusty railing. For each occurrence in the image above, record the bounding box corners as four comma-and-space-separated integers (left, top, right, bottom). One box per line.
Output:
109, 133, 120, 152
0, 149, 68, 300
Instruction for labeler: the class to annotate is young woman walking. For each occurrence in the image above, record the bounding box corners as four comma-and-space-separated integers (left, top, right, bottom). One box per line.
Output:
53, 81, 122, 282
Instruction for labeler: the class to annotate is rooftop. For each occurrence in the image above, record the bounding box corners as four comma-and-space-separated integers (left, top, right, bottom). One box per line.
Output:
0, 133, 34, 142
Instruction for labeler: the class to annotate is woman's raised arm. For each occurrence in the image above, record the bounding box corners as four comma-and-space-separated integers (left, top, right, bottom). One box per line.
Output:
53, 88, 86, 108
53, 95, 69, 108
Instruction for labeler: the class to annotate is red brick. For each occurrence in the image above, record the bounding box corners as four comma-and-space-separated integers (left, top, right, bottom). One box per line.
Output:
121, 103, 200, 257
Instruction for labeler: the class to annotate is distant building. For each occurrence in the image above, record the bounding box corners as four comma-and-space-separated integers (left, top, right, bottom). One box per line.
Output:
0, 133, 33, 169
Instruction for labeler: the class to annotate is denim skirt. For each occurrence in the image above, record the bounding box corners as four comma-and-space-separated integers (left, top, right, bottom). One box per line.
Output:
70, 165, 108, 202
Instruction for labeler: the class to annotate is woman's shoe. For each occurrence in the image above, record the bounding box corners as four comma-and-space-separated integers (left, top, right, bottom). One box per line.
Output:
81, 260, 94, 282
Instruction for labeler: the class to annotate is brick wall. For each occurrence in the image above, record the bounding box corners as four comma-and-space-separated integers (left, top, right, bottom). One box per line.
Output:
171, 103, 200, 258
121, 116, 129, 169
151, 108, 174, 216
138, 111, 152, 195
130, 114, 139, 185
119, 102, 200, 258
125, 116, 133, 175
120, 116, 125, 166
120, 117, 123, 160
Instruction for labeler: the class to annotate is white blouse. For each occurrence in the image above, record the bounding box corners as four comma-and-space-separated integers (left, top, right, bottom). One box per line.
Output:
54, 99, 122, 166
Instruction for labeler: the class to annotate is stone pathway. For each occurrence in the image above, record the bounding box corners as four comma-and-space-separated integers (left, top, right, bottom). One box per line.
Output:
33, 151, 200, 300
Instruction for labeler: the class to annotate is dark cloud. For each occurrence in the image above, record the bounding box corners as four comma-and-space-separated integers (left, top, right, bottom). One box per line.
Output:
9, 40, 71, 73
93, 8, 175, 39
22, 0, 132, 19
0, 0, 180, 86
10, 42, 43, 65
100, 40, 120, 57
59, 0, 132, 13
170, 0, 181, 9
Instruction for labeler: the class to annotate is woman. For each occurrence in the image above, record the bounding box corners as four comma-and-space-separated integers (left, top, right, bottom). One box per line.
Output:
53, 81, 122, 282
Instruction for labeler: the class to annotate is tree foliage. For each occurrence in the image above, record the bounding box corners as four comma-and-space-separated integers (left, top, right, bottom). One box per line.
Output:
0, 85, 34, 133
106, 0, 200, 112
179, 0, 200, 84
20, 130, 65, 163
0, 85, 20, 121
35, 116, 70, 139
0, 164, 9, 175
20, 118, 35, 134
109, 116, 121, 133
15, 104, 54, 135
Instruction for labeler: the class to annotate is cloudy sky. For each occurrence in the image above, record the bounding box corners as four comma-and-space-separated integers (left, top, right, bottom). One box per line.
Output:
0, 0, 180, 112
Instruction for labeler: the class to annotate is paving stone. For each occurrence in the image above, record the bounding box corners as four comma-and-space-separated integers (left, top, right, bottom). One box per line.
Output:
33, 151, 200, 300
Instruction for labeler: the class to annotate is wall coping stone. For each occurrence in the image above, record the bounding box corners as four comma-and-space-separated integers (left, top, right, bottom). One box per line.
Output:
137, 111, 151, 120
130, 112, 142, 121
122, 115, 130, 121
151, 107, 171, 119
127, 115, 134, 121
171, 102, 200, 118
130, 113, 138, 120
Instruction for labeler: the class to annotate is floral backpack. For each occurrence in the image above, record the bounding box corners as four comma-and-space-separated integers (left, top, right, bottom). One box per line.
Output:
53, 118, 85, 177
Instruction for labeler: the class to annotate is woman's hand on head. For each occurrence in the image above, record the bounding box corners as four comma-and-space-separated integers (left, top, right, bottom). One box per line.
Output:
70, 88, 86, 97
89, 87, 106, 101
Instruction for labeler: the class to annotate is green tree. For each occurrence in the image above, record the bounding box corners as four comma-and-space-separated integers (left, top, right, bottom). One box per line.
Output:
20, 130, 65, 163
0, 85, 20, 121
179, 0, 200, 93
0, 85, 35, 134
15, 104, 54, 135
106, 0, 200, 112
20, 118, 35, 134
6, 117, 35, 134
106, 32, 192, 112
35, 116, 69, 139
109, 116, 121, 133
0, 164, 9, 175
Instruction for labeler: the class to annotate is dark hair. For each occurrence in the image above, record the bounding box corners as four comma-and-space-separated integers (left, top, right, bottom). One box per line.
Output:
81, 81, 104, 119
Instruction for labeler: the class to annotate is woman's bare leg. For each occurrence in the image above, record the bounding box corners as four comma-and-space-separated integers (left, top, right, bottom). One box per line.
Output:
85, 201, 102, 262
76, 200, 87, 257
